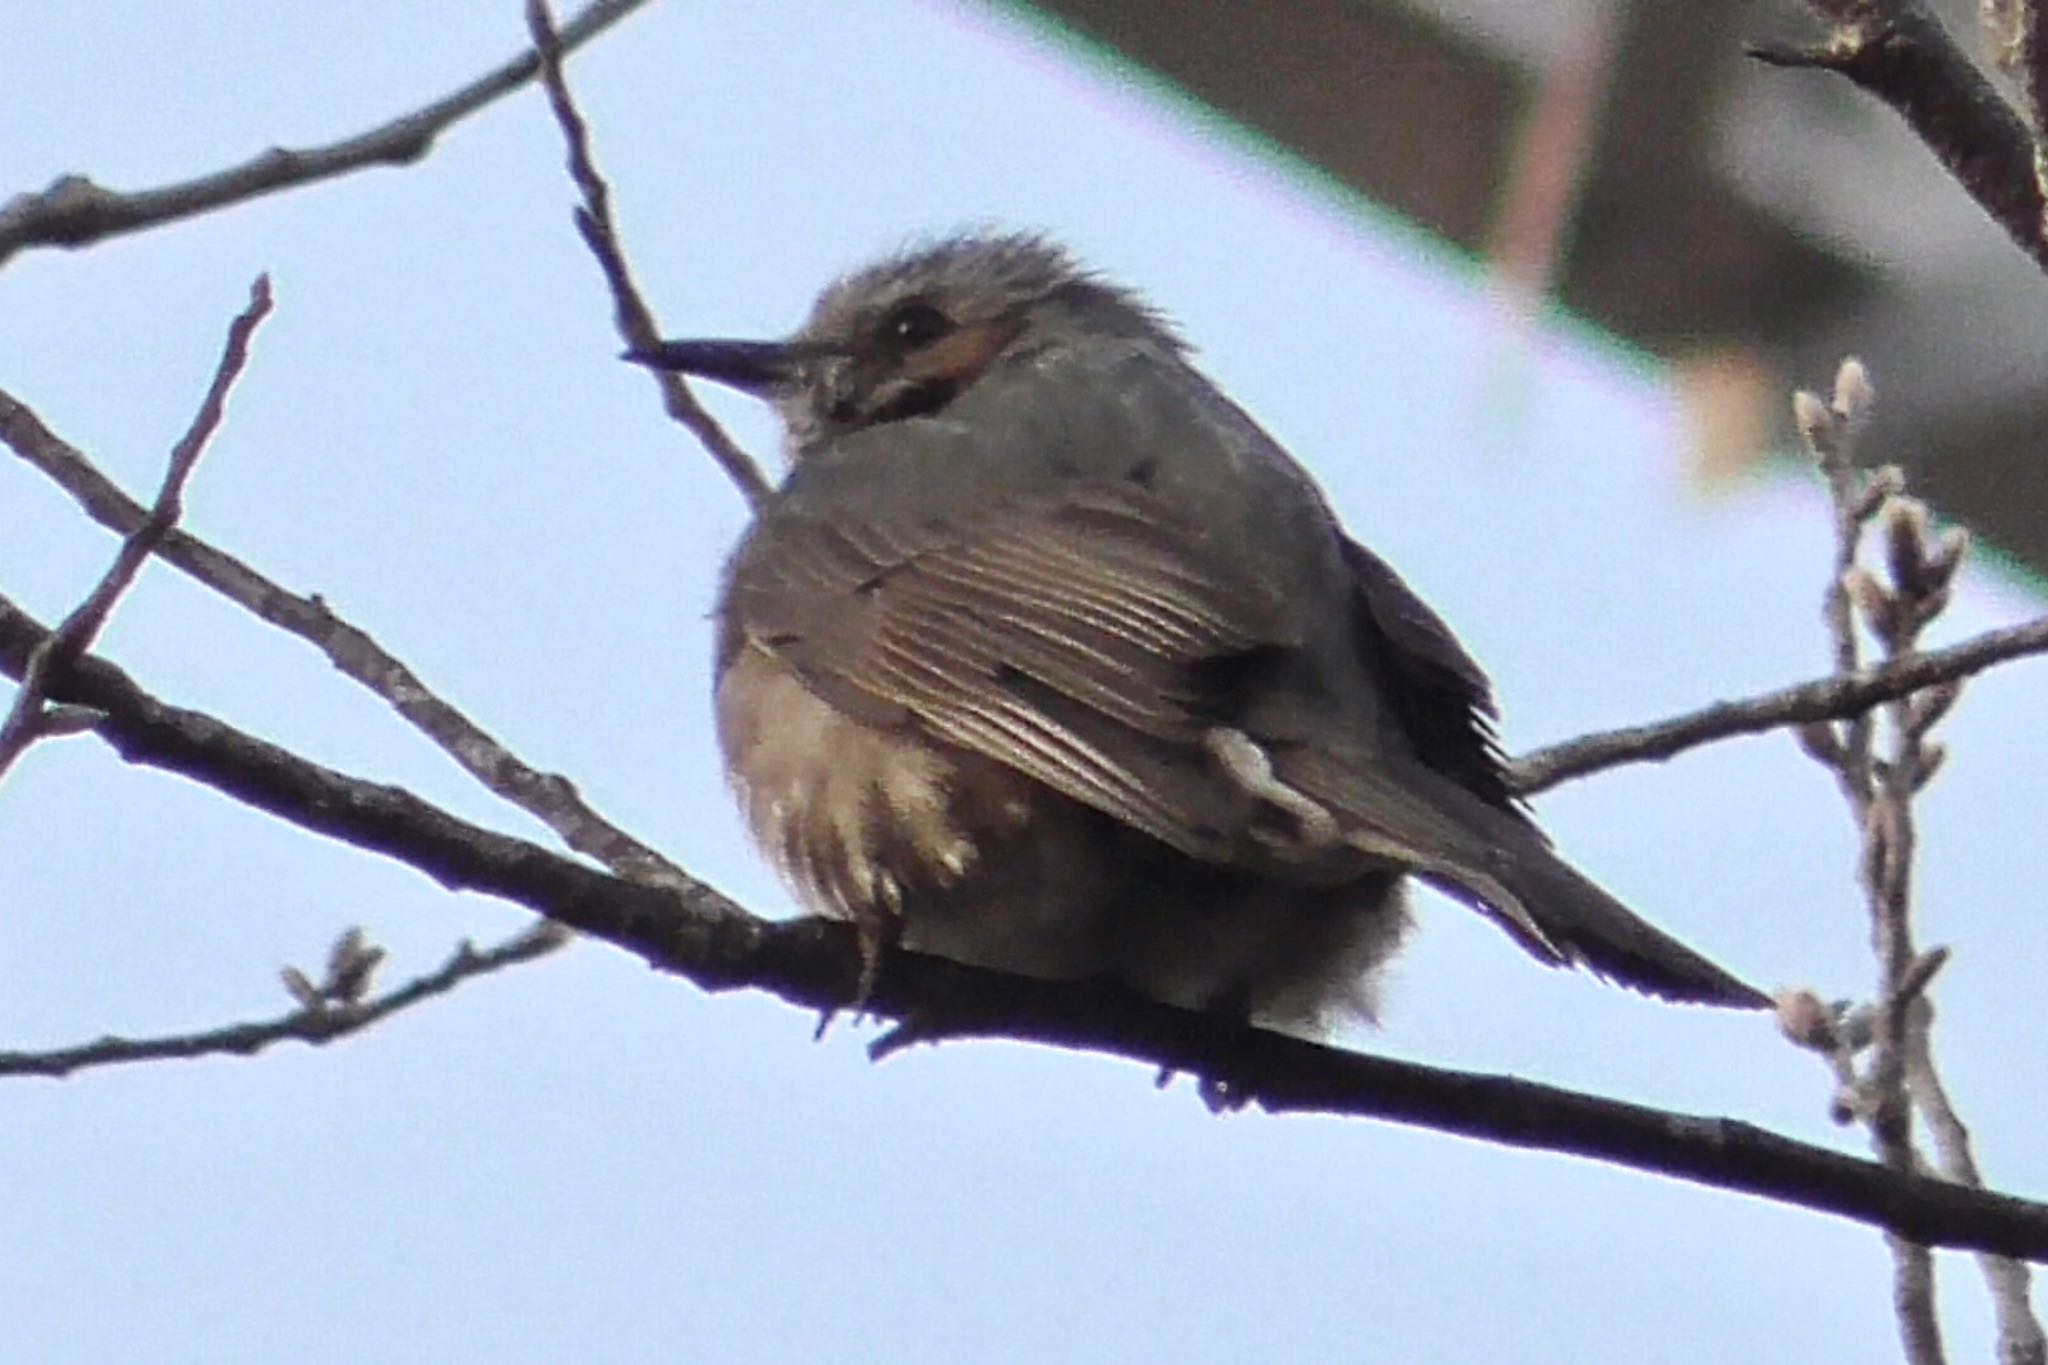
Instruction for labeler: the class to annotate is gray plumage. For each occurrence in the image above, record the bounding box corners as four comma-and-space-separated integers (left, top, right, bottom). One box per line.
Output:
638, 232, 1769, 1031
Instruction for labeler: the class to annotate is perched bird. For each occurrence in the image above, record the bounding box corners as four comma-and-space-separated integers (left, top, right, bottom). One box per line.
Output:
635, 232, 1768, 1032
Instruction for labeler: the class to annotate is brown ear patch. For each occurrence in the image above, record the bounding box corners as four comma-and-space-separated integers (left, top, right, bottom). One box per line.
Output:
902, 315, 1027, 388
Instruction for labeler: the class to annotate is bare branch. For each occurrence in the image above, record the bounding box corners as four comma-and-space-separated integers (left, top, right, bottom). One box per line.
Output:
1906, 998, 2048, 1365
0, 0, 654, 271
1509, 612, 2048, 794
0, 275, 273, 778
0, 384, 687, 889
1751, 0, 2048, 274
0, 922, 568, 1080
1794, 361, 1947, 1363
524, 0, 774, 510
1765, 363, 2044, 1359
8, 595, 2048, 1260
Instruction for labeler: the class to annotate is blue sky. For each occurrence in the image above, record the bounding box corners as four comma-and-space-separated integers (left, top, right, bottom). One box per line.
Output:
3, 2, 2045, 1360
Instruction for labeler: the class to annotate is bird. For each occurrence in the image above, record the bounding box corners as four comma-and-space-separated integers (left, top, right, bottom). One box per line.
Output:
632, 231, 1769, 1033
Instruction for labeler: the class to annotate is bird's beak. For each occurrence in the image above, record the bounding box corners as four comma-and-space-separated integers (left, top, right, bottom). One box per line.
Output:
623, 338, 808, 397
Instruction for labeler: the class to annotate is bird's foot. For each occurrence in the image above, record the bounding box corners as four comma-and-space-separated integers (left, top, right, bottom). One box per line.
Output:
849, 906, 900, 1022
812, 909, 901, 1041
1152, 1064, 1256, 1113
867, 1008, 957, 1062
1154, 979, 1260, 1111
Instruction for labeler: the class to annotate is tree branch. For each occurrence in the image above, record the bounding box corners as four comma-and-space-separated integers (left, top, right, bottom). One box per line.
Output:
1508, 613, 2048, 794
1798, 362, 1948, 1365
0, 275, 272, 778
1767, 361, 2044, 1362
0, 384, 688, 889
7, 593, 2048, 1261
0, 0, 654, 271
0, 922, 568, 1080
525, 0, 774, 510
1750, 0, 2048, 274
1906, 998, 2048, 1365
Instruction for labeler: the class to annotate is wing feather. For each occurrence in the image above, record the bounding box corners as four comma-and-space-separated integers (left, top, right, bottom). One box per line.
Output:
729, 480, 1294, 861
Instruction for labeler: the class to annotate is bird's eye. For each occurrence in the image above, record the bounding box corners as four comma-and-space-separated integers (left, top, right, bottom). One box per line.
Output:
880, 301, 953, 350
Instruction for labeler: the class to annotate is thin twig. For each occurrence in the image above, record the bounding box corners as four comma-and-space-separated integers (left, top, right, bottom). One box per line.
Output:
0, 0, 654, 270
1751, 0, 2048, 273
0, 922, 569, 1080
1905, 998, 2048, 1365
1873, 636, 1943, 1365
1834, 368, 1939, 1364
1775, 365, 2045, 1360
0, 384, 688, 888
0, 276, 273, 778
7, 595, 2048, 1260
1793, 362, 1950, 1365
524, 0, 773, 510
1509, 611, 2048, 794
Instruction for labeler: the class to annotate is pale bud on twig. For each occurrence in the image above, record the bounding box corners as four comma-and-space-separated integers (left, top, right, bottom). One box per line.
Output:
1775, 988, 1839, 1051
1882, 496, 1932, 595
324, 925, 386, 1005
1793, 389, 1834, 448
281, 966, 324, 1013
327, 926, 368, 977
1832, 357, 1875, 423
1836, 1001, 1878, 1052
1843, 565, 1899, 646
1927, 525, 1972, 582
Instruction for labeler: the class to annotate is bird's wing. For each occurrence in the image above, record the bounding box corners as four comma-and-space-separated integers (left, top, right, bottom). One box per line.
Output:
726, 477, 1333, 868
1339, 536, 1522, 815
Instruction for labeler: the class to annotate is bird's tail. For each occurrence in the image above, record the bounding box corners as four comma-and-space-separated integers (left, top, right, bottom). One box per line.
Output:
1287, 750, 1769, 1009
1416, 832, 1770, 1009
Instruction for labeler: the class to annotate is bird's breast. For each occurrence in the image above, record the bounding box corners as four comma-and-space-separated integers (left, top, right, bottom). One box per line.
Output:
715, 642, 1031, 921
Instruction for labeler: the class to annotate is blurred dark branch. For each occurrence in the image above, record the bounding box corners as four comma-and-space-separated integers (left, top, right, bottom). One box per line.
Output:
1750, 0, 2048, 274
0, 0, 653, 271
525, 0, 773, 509
0, 922, 568, 1080
7, 595, 2048, 1261
0, 385, 688, 888
0, 276, 271, 778
1509, 613, 2048, 794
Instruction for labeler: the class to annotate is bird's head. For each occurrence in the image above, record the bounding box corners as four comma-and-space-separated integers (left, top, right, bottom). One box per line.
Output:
629, 232, 1181, 458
